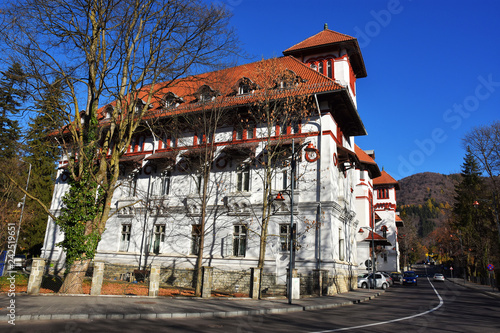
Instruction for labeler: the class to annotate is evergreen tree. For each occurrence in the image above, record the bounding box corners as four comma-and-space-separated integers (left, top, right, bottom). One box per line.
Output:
0, 63, 26, 252
21, 80, 66, 255
453, 147, 488, 278
453, 147, 482, 228
0, 63, 26, 159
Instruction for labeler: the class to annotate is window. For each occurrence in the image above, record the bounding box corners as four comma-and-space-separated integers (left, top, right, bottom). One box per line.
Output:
247, 123, 255, 139
282, 170, 288, 190
152, 225, 166, 254
279, 224, 296, 252
383, 252, 388, 263
318, 61, 323, 75
378, 188, 389, 199
381, 226, 388, 239
136, 136, 145, 152
119, 224, 131, 252
191, 225, 202, 255
235, 127, 244, 140
327, 60, 333, 78
233, 225, 247, 257
239, 83, 251, 95
197, 174, 204, 194
310, 63, 317, 71
161, 171, 171, 195
128, 174, 138, 197
237, 164, 250, 191
339, 228, 345, 261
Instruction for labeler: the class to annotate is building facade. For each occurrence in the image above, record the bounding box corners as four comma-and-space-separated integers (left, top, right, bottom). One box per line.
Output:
41, 26, 399, 293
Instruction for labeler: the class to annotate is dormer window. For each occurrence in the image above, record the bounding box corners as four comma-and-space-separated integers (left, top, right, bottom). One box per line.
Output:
235, 77, 256, 96
105, 106, 113, 119
162, 92, 183, 109
197, 85, 217, 102
278, 70, 300, 89
239, 83, 251, 95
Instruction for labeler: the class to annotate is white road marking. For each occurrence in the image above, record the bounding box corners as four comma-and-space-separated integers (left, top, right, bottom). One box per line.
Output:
310, 272, 444, 332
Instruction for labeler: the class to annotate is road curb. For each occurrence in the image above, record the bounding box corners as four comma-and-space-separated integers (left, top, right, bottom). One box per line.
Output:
448, 279, 500, 299
10, 290, 384, 322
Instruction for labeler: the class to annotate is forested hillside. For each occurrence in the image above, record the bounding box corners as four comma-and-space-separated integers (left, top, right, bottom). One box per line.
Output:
397, 172, 460, 238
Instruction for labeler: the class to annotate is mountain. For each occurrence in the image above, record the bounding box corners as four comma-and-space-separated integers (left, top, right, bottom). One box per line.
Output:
396, 172, 460, 238
397, 172, 460, 207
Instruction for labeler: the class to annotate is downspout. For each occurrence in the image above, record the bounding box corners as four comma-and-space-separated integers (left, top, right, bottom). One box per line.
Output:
314, 94, 322, 271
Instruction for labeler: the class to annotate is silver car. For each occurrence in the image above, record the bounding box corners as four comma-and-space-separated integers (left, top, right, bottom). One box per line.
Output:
433, 273, 445, 282
358, 272, 389, 290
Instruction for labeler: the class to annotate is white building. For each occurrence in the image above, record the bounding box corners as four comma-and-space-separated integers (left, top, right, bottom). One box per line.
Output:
41, 26, 400, 293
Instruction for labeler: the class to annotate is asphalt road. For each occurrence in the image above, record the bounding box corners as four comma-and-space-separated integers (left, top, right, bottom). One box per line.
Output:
3, 268, 500, 333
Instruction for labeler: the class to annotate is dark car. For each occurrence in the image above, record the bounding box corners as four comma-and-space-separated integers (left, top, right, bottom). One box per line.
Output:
390, 272, 403, 283
402, 271, 418, 286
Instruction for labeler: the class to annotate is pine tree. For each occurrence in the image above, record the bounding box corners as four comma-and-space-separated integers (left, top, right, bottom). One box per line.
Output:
0, 63, 26, 252
0, 63, 26, 159
453, 147, 486, 278
21, 80, 66, 255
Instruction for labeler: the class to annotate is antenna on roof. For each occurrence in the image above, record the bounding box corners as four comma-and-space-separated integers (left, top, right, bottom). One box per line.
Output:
324, 23, 328, 30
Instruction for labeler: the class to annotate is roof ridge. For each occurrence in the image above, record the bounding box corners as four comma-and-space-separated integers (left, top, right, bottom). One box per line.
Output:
284, 29, 356, 53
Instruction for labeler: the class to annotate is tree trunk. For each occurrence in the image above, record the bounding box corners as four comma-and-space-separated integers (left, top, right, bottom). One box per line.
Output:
59, 259, 92, 294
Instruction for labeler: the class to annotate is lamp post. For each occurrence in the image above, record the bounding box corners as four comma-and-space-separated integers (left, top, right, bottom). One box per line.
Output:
274, 138, 311, 305
13, 161, 32, 263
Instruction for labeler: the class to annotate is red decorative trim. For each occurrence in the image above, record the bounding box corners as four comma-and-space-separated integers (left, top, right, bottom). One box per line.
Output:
333, 152, 338, 166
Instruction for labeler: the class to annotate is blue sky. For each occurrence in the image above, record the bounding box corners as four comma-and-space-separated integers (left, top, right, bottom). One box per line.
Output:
221, 0, 500, 180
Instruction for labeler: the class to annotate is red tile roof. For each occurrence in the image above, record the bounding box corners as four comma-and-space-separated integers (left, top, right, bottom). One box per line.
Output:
373, 170, 400, 190
355, 144, 376, 165
364, 231, 392, 246
99, 56, 346, 122
355, 144, 381, 178
282, 28, 367, 78
283, 29, 357, 53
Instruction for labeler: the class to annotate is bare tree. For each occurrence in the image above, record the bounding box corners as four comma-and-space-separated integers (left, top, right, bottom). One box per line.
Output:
1, 0, 237, 293
242, 58, 314, 296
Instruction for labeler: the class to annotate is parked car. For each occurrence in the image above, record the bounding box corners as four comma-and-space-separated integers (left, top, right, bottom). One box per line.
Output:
381, 272, 394, 286
358, 272, 389, 290
433, 273, 445, 282
390, 272, 403, 284
402, 271, 418, 286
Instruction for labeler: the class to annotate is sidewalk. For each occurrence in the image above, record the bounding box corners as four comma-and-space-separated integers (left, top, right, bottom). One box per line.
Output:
448, 277, 500, 298
0, 289, 383, 322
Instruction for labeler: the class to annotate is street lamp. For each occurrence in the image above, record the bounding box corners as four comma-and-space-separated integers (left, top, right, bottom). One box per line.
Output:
273, 138, 310, 305
12, 161, 32, 271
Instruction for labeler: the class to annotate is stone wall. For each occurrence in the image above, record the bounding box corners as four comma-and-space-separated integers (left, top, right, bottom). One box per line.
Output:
99, 263, 284, 296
